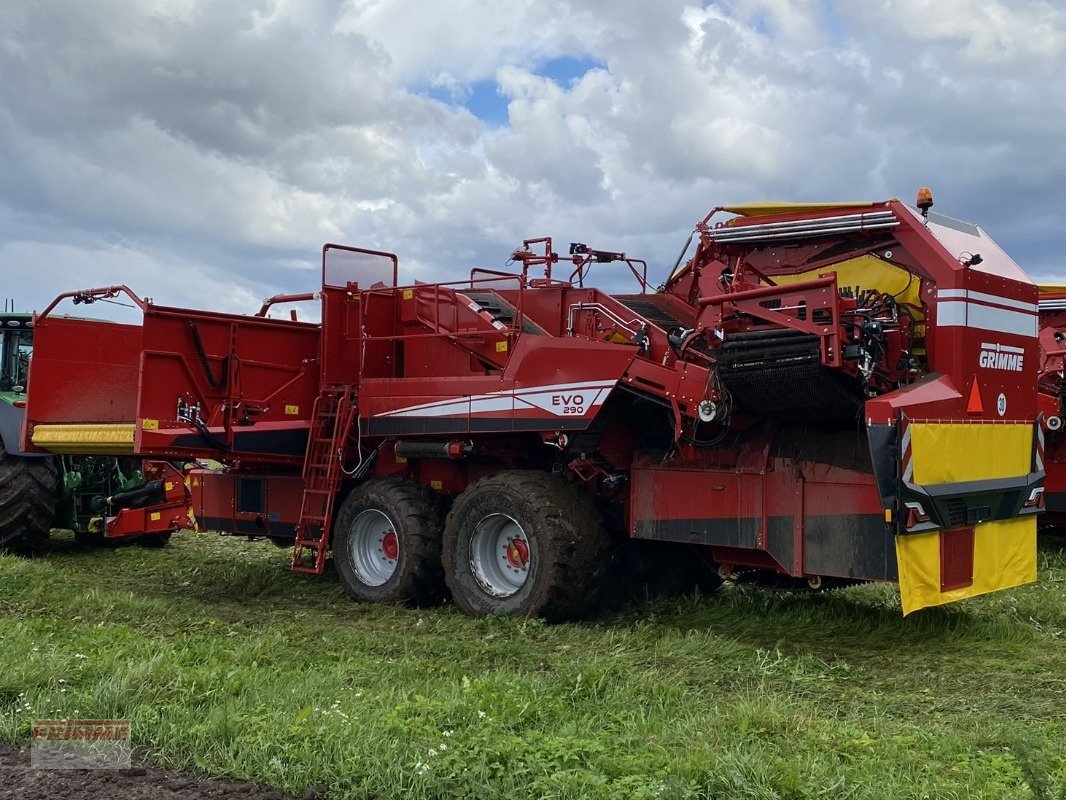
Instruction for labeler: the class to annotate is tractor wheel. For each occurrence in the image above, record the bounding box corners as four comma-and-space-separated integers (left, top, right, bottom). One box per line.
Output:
442, 471, 608, 620
136, 532, 172, 548
333, 478, 445, 605
0, 443, 58, 553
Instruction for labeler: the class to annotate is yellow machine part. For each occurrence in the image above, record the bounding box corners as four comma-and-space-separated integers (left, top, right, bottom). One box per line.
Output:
909, 423, 1031, 484
772, 254, 925, 323
722, 201, 877, 218
895, 422, 1037, 614
30, 423, 136, 455
896, 518, 1036, 615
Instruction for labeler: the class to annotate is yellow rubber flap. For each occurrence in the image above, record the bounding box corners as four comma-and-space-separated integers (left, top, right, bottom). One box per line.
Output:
30, 423, 136, 455
909, 423, 1031, 484
896, 517, 1037, 615
721, 201, 877, 218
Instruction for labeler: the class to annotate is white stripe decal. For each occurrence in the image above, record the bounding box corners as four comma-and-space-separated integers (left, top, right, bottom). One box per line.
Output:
936, 289, 968, 300
377, 380, 616, 416
967, 304, 1038, 337
935, 288, 1037, 312
936, 301, 968, 326
937, 301, 1037, 337
967, 290, 1037, 312
378, 381, 617, 418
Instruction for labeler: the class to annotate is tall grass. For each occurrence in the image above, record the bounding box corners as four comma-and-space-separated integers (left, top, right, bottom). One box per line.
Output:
1, 531, 1065, 799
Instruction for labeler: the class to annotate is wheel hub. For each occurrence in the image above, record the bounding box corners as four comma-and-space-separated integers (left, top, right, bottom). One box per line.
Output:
470, 513, 532, 598
505, 537, 529, 569
381, 530, 399, 560
348, 509, 400, 587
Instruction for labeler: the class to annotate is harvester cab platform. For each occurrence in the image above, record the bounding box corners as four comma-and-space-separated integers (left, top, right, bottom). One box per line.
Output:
23, 192, 1042, 617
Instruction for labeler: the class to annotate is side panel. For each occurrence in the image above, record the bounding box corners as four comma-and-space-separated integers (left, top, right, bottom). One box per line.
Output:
136, 307, 320, 464
362, 337, 635, 436
24, 318, 142, 453
190, 470, 303, 538
629, 451, 891, 581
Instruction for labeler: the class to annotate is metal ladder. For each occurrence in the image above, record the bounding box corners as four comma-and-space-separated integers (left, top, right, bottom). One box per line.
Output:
291, 384, 357, 574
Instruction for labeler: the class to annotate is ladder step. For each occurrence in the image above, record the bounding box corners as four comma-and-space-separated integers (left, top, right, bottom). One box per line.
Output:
291, 386, 359, 576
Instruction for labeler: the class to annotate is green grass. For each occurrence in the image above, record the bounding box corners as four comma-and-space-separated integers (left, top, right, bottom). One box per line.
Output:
2, 531, 1066, 799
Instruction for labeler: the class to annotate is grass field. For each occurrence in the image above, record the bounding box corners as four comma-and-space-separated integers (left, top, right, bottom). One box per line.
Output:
2, 531, 1066, 800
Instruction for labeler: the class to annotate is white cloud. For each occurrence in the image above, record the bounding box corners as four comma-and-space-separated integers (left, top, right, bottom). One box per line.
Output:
1, 0, 1065, 320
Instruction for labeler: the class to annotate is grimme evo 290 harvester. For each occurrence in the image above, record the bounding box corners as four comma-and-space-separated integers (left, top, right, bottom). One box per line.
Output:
23, 193, 1042, 617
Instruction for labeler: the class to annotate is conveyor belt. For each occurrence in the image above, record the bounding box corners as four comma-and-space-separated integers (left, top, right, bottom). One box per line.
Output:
460, 291, 547, 335
615, 294, 713, 355
716, 330, 863, 421
614, 294, 697, 331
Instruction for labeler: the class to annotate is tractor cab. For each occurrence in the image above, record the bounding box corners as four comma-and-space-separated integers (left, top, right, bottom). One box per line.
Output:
0, 314, 33, 394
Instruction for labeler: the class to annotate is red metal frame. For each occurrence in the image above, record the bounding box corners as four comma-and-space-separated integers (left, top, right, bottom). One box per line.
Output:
102, 461, 193, 539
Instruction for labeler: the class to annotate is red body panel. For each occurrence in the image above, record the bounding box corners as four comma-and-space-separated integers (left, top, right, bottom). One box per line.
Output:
25, 318, 141, 428
104, 461, 192, 539
189, 470, 303, 539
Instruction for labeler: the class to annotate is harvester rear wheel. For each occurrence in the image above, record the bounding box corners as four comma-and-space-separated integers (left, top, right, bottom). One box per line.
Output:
334, 478, 445, 605
442, 471, 608, 620
0, 442, 58, 553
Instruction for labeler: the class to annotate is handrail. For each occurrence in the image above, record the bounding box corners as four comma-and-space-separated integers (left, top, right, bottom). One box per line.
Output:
568, 255, 649, 293
36, 286, 149, 321
360, 273, 528, 350
256, 292, 319, 317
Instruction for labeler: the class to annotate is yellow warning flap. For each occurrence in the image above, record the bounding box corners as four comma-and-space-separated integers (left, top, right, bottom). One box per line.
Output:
909, 423, 1031, 484
896, 517, 1037, 615
30, 423, 136, 455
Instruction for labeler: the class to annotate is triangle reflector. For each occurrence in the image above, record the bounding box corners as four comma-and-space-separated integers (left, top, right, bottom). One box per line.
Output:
966, 378, 984, 414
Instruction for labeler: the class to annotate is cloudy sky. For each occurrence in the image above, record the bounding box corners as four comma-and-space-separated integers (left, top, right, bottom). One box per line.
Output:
1, 0, 1064, 320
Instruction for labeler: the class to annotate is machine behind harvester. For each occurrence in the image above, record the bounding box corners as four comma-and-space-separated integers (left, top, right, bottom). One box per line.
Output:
22, 192, 1044, 617
1035, 286, 1066, 526
0, 306, 189, 550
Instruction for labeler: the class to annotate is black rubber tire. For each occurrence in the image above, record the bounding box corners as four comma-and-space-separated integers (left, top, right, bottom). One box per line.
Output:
333, 477, 445, 605
0, 441, 58, 553
136, 532, 172, 548
442, 471, 608, 620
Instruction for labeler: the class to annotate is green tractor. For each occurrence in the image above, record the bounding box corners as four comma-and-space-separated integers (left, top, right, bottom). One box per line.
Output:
0, 312, 58, 550
0, 311, 168, 550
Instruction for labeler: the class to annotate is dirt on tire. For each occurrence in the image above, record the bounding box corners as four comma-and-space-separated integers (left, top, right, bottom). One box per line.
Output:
0, 743, 304, 800
333, 477, 445, 605
0, 443, 58, 552
443, 470, 609, 620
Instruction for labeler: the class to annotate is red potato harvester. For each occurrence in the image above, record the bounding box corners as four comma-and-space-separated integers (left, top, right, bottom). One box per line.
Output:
23, 190, 1043, 617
